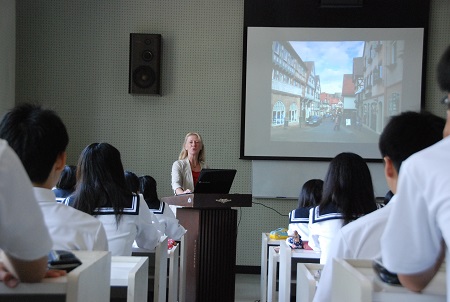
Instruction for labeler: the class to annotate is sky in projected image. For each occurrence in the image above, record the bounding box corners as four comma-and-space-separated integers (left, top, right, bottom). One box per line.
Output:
289, 41, 364, 94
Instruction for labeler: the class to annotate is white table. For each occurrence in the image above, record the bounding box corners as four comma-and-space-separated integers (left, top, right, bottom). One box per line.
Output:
111, 256, 149, 302
0, 250, 111, 302
269, 242, 321, 302
132, 235, 183, 302
332, 258, 446, 302
131, 236, 168, 302
296, 263, 323, 302
261, 232, 284, 302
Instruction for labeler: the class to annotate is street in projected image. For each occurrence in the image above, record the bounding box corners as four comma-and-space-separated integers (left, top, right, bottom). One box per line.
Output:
270, 40, 399, 144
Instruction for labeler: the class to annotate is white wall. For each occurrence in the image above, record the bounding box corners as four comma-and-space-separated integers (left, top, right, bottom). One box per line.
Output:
0, 0, 15, 116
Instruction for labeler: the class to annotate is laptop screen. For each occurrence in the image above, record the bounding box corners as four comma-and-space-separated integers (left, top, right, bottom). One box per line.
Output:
194, 169, 237, 194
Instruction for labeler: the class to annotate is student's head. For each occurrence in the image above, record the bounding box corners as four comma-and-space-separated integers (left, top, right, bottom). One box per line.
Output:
74, 142, 130, 219
124, 170, 140, 194
0, 103, 68, 187
379, 111, 445, 193
139, 175, 160, 209
320, 152, 376, 226
178, 132, 205, 162
56, 165, 77, 191
437, 45, 450, 138
298, 179, 323, 209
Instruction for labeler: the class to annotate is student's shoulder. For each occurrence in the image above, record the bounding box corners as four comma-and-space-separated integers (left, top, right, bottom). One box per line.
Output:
55, 203, 102, 224
340, 204, 392, 236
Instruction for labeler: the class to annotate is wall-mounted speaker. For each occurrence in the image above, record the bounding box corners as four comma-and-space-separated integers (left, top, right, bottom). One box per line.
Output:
129, 33, 162, 95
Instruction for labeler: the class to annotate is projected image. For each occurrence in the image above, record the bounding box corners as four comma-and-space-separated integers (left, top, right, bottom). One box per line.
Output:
243, 27, 424, 159
271, 40, 402, 144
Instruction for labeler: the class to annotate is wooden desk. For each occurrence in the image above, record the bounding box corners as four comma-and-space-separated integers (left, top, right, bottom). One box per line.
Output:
162, 193, 252, 302
332, 259, 446, 302
0, 250, 111, 302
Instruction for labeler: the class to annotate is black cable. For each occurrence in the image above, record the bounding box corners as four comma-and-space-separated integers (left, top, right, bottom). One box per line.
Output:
252, 201, 289, 217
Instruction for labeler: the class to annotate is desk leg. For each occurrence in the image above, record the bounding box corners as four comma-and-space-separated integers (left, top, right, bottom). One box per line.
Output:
261, 233, 268, 302
267, 248, 279, 302
168, 246, 180, 302
279, 242, 291, 302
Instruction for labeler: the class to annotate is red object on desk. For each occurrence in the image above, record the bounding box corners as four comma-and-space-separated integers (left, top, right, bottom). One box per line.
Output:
303, 241, 313, 250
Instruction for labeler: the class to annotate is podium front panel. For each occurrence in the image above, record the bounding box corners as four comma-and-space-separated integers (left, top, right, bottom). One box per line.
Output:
177, 208, 237, 302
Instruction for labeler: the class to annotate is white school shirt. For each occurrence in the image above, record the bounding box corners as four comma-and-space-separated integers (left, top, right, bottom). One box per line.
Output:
288, 207, 311, 239
149, 200, 186, 241
381, 137, 450, 301
95, 194, 162, 256
313, 199, 394, 302
35, 187, 108, 251
308, 206, 344, 264
0, 140, 52, 260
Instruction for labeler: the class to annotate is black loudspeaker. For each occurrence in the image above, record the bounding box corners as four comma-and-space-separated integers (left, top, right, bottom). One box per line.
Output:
129, 33, 162, 95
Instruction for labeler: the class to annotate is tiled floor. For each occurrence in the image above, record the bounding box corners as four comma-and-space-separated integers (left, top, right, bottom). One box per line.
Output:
235, 274, 261, 302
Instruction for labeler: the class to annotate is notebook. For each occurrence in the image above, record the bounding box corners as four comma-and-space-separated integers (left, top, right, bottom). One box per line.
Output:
194, 169, 237, 194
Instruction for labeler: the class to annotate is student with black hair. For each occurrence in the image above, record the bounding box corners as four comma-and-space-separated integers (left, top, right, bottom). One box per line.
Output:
287, 179, 323, 248
124, 170, 164, 236
313, 111, 445, 302
124, 170, 140, 194
0, 139, 65, 287
53, 165, 76, 202
0, 103, 108, 252
381, 45, 450, 293
139, 175, 186, 241
71, 143, 162, 256
308, 152, 377, 264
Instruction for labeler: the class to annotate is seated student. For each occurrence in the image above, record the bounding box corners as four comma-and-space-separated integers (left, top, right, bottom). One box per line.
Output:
70, 143, 162, 256
0, 103, 108, 252
308, 152, 377, 264
53, 165, 76, 202
381, 46, 450, 293
139, 175, 187, 241
287, 179, 323, 249
313, 111, 445, 302
124, 170, 164, 235
124, 170, 140, 195
0, 139, 65, 288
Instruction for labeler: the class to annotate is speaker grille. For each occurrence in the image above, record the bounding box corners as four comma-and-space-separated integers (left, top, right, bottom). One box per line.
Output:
129, 33, 162, 95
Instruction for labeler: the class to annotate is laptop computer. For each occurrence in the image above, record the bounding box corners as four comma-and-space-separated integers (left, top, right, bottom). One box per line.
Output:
194, 169, 237, 194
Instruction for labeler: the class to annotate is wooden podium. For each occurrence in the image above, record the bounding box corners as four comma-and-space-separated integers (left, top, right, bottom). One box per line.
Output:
162, 193, 252, 302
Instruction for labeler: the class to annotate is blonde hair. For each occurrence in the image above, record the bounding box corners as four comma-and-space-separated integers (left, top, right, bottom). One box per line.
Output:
178, 132, 206, 162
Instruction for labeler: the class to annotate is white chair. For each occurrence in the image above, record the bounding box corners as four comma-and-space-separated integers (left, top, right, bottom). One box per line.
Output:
132, 236, 168, 302
332, 258, 446, 302
278, 241, 321, 302
0, 250, 111, 302
267, 246, 280, 302
296, 263, 323, 302
110, 256, 149, 302
261, 232, 284, 302
167, 240, 180, 302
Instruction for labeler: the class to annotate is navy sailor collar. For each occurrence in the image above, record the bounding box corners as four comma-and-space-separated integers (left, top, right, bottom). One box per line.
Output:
311, 203, 344, 223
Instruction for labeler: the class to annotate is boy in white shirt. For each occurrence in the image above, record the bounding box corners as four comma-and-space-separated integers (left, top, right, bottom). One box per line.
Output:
0, 103, 108, 251
313, 111, 445, 302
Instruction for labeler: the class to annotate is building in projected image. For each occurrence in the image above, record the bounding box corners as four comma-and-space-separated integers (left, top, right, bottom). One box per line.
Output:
271, 41, 322, 127
271, 40, 405, 135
